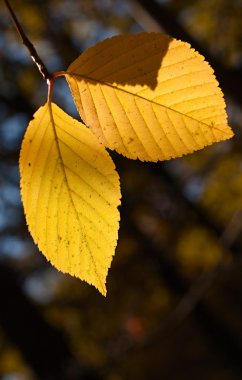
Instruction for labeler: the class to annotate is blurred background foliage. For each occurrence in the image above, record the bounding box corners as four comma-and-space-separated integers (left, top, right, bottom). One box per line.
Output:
0, 0, 242, 379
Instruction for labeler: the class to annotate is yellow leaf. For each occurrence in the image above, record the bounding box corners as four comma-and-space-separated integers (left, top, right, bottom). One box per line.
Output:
66, 33, 233, 162
19, 103, 121, 295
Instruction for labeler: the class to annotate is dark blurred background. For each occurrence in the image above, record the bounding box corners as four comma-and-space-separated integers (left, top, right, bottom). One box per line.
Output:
0, 0, 242, 379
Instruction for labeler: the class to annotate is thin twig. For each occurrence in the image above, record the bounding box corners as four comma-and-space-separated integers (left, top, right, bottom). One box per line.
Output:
4, 0, 51, 81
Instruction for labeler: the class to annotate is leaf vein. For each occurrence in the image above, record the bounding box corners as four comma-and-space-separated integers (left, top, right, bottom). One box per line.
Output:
69, 73, 231, 136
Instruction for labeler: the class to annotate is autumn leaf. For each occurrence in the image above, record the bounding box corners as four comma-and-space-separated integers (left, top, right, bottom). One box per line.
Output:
19, 103, 121, 295
66, 33, 233, 162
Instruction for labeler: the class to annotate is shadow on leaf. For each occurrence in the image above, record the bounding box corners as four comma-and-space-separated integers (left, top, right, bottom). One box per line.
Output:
67, 33, 172, 90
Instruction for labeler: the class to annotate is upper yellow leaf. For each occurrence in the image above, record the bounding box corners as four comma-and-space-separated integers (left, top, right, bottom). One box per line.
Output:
66, 33, 233, 162
19, 103, 121, 295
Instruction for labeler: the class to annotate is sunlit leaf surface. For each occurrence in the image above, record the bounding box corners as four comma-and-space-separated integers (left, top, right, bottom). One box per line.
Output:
66, 33, 233, 162
20, 103, 121, 295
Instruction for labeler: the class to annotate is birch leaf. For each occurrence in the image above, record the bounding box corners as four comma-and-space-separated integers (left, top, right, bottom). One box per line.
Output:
19, 103, 121, 295
66, 33, 233, 162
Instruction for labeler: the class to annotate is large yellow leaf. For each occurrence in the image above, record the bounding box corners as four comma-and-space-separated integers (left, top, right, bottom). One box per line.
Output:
19, 103, 121, 295
66, 33, 233, 162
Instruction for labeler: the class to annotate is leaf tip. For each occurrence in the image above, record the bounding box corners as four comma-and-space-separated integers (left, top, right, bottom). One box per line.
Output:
97, 280, 107, 297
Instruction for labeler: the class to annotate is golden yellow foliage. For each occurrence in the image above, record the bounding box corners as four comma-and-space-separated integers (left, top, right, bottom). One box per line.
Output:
19, 103, 121, 295
18, 32, 235, 295
66, 33, 233, 162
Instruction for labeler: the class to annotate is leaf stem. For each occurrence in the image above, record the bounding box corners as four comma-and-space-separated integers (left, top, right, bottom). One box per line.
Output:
4, 0, 51, 81
47, 78, 54, 104
52, 71, 66, 79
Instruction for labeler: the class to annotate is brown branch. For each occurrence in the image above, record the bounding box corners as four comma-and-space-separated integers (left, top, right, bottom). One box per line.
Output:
4, 0, 51, 81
